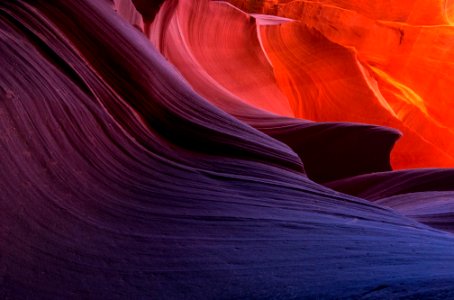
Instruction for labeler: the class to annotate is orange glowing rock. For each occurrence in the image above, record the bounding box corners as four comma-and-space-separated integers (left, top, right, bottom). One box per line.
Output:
258, 21, 454, 168
227, 0, 454, 169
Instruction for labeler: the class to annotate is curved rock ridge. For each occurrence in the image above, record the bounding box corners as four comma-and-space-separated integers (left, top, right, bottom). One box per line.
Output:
3, 0, 454, 299
327, 169, 454, 201
326, 169, 454, 231
259, 120, 400, 182
376, 191, 454, 233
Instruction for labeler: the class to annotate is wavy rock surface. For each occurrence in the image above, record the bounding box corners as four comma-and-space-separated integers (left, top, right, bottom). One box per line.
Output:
2, 0, 454, 299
